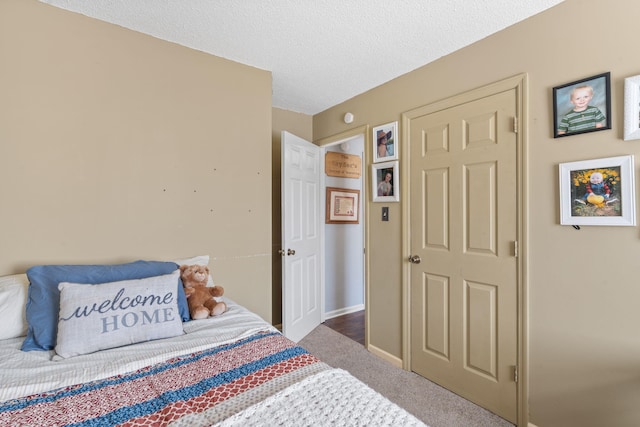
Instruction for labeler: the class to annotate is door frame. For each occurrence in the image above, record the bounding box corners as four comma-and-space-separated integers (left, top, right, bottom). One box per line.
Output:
400, 74, 530, 425
315, 125, 370, 347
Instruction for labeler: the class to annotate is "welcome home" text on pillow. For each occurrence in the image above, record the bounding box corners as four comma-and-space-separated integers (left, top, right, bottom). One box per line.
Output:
60, 287, 176, 333
55, 270, 184, 358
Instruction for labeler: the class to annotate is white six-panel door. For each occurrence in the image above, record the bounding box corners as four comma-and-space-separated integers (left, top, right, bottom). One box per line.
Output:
281, 131, 322, 342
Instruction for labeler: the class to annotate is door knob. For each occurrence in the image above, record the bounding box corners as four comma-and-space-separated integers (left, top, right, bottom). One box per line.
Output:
287, 248, 296, 256
278, 249, 285, 256
409, 255, 421, 264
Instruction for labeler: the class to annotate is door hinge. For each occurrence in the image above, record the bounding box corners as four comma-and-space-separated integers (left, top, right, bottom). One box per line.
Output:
513, 365, 518, 383
513, 116, 518, 134
513, 241, 518, 257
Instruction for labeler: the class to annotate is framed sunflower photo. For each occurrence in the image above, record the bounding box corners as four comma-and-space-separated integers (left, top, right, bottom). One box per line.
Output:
559, 155, 635, 226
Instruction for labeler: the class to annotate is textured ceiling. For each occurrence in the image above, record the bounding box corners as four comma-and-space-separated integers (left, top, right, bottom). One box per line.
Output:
40, 0, 565, 115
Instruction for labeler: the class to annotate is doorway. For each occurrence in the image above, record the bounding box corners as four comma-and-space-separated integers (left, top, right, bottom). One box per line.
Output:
322, 135, 365, 324
279, 129, 366, 343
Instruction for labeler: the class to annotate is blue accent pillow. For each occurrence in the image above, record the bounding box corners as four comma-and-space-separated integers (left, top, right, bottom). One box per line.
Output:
22, 260, 190, 352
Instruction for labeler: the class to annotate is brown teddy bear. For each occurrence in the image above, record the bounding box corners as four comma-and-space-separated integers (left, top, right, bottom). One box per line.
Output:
179, 264, 227, 319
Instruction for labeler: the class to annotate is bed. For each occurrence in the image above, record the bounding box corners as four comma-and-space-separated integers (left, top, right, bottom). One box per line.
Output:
0, 259, 424, 426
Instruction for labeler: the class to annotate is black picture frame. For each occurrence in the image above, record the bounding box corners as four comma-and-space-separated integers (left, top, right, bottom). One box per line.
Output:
553, 72, 611, 138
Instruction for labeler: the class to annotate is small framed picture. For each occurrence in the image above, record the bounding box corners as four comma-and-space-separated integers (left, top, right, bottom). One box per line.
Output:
553, 72, 611, 138
372, 121, 398, 163
325, 187, 360, 224
623, 74, 640, 141
559, 155, 635, 226
372, 161, 399, 202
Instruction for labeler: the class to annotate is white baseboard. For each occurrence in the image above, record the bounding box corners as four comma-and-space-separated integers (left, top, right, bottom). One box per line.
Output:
324, 304, 364, 320
367, 343, 403, 368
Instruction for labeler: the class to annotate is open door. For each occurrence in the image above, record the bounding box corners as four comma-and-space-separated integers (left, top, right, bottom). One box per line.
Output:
281, 131, 322, 342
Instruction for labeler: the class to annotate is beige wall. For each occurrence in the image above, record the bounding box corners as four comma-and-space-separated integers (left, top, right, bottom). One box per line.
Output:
314, 0, 640, 425
4, 0, 639, 425
271, 108, 313, 325
0, 1, 273, 322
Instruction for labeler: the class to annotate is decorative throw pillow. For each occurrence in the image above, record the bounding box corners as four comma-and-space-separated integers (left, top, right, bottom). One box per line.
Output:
0, 274, 29, 340
22, 260, 190, 352
55, 270, 184, 359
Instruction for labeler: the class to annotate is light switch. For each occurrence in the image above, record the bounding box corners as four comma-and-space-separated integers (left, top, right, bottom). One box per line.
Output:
382, 207, 389, 221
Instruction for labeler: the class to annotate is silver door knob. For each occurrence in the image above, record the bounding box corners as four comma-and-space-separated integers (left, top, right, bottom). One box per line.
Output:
409, 255, 421, 264
278, 249, 285, 256
287, 248, 296, 256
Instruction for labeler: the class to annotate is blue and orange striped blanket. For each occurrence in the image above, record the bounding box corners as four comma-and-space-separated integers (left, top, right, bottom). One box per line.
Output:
0, 332, 329, 426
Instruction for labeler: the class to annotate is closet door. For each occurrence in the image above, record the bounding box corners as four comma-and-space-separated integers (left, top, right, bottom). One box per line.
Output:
408, 89, 518, 423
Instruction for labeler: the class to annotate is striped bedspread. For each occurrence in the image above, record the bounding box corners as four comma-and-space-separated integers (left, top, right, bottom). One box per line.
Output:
0, 332, 329, 427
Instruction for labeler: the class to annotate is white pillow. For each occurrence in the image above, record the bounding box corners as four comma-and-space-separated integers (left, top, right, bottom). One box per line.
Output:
173, 254, 214, 286
55, 270, 184, 358
174, 255, 209, 266
0, 274, 29, 340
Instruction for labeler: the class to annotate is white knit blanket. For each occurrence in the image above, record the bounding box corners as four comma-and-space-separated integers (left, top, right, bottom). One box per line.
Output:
215, 368, 427, 427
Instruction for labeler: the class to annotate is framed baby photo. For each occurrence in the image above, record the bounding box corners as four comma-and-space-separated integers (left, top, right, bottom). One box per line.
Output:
559, 155, 635, 226
372, 121, 398, 163
553, 72, 611, 138
623, 74, 640, 141
372, 161, 399, 202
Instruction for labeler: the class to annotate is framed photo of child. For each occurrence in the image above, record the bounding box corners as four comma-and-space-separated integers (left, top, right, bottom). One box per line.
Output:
559, 155, 635, 226
553, 72, 611, 138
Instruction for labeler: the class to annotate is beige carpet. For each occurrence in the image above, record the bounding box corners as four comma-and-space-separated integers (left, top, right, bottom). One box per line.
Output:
298, 324, 514, 427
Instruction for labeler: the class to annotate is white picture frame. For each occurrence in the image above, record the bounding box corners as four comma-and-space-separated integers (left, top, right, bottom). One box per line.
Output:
372, 161, 399, 202
372, 121, 398, 163
623, 74, 640, 141
559, 155, 635, 226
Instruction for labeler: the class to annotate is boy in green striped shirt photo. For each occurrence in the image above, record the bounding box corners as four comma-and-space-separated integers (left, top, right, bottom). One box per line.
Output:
557, 85, 606, 135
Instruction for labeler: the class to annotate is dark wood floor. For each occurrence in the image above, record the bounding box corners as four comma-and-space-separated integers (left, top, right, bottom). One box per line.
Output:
323, 310, 365, 345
